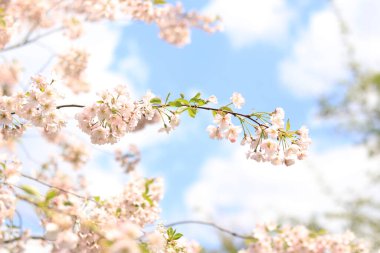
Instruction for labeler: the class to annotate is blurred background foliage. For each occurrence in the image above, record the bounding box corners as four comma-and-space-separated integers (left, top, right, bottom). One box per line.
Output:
318, 0, 380, 249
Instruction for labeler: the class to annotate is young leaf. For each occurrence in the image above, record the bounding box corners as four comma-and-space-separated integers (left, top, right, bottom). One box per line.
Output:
177, 98, 189, 105
189, 92, 201, 103
153, 0, 166, 4
165, 92, 171, 104
45, 189, 59, 202
20, 185, 39, 196
286, 119, 291, 131
150, 97, 162, 104
220, 106, 233, 113
173, 233, 183, 240
167, 227, 175, 237
169, 101, 183, 107
187, 108, 197, 118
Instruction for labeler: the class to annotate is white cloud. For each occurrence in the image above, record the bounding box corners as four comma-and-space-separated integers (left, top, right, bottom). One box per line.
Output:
203, 0, 293, 48
116, 42, 149, 87
279, 0, 380, 97
185, 145, 378, 232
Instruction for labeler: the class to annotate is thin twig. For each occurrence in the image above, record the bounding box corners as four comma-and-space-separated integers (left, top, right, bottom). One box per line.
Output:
166, 220, 256, 240
1, 28, 63, 53
3, 235, 47, 244
20, 173, 90, 201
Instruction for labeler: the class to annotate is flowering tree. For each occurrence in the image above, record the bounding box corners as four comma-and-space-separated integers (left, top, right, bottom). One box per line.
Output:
0, 0, 370, 252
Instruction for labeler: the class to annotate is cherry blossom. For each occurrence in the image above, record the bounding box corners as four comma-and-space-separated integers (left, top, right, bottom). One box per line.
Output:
0, 1, 369, 252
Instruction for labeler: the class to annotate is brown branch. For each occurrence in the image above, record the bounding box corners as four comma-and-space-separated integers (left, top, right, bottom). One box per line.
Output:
54, 103, 267, 128
165, 220, 256, 240
56, 104, 85, 110
179, 104, 266, 127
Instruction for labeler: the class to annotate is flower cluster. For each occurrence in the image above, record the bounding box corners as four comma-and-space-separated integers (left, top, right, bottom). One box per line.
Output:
113, 174, 164, 226
15, 76, 65, 136
76, 85, 155, 144
14, 169, 168, 252
55, 47, 90, 94
204, 93, 311, 166
207, 113, 242, 143
154, 3, 221, 46
239, 223, 369, 253
0, 76, 67, 142
0, 0, 221, 50
244, 108, 311, 166
0, 94, 25, 141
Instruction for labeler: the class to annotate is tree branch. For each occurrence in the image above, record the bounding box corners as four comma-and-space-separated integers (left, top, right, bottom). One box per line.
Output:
53, 103, 267, 128
165, 220, 256, 240
3, 235, 47, 244
20, 173, 91, 201
1, 27, 63, 53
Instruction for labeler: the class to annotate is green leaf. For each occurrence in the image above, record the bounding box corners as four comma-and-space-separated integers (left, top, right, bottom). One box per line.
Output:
173, 233, 183, 240
194, 92, 201, 99
144, 178, 154, 194
94, 196, 101, 203
63, 201, 73, 206
150, 97, 162, 104
187, 108, 197, 118
169, 98, 189, 107
169, 101, 183, 107
219, 106, 233, 112
143, 192, 154, 207
139, 242, 150, 253
45, 189, 58, 202
189, 92, 201, 103
180, 93, 185, 99
286, 119, 291, 131
115, 207, 121, 217
164, 92, 171, 104
167, 227, 175, 237
196, 99, 207, 106
0, 18, 6, 28
153, 0, 166, 4
20, 185, 39, 196
177, 98, 189, 105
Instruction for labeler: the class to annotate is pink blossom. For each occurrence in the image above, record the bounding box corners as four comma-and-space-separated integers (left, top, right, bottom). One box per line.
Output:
230, 92, 245, 109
